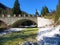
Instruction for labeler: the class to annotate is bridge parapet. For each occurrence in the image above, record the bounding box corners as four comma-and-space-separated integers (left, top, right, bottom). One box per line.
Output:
0, 14, 37, 18
0, 16, 37, 25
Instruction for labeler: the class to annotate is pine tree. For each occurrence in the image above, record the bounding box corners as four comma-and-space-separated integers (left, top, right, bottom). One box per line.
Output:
54, 0, 60, 22
41, 6, 49, 16
12, 0, 21, 16
35, 9, 39, 16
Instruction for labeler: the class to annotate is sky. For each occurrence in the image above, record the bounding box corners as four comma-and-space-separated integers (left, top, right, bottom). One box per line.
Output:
0, 0, 58, 14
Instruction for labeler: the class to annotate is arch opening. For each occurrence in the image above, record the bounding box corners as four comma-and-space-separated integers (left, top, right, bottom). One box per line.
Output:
20, 20, 37, 28
12, 19, 37, 28
0, 20, 7, 27
0, 20, 8, 32
0, 20, 6, 26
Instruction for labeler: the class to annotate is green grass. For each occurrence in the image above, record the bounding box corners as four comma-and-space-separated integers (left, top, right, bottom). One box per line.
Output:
0, 28, 38, 45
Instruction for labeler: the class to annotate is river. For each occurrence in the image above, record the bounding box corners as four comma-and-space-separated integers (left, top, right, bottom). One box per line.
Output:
0, 28, 26, 36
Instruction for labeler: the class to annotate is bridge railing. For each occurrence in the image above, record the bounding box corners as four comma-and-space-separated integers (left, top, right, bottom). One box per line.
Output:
0, 14, 39, 18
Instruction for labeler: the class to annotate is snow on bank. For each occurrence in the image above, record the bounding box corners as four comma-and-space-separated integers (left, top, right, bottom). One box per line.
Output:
0, 28, 26, 36
37, 17, 60, 41
9, 28, 26, 32
37, 25, 60, 41
37, 17, 54, 27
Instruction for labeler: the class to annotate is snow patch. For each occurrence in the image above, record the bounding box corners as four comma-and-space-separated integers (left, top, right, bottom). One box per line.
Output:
37, 17, 60, 41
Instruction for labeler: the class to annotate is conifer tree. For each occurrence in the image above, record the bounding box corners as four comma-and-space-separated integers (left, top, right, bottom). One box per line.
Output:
54, 0, 60, 22
12, 0, 21, 16
41, 6, 49, 16
35, 9, 39, 16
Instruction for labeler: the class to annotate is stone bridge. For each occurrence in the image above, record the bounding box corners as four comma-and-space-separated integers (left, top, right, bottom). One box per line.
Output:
0, 15, 37, 27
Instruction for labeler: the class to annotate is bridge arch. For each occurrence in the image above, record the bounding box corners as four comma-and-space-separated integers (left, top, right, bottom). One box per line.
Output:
0, 20, 7, 25
12, 19, 37, 28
